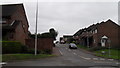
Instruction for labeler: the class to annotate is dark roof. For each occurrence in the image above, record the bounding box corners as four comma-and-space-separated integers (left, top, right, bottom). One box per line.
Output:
0, 3, 29, 27
103, 19, 120, 27
2, 5, 17, 17
73, 29, 84, 36
73, 19, 119, 36
0, 3, 23, 17
87, 23, 99, 31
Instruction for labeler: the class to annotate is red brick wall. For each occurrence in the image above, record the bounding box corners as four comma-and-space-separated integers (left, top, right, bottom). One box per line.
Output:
97, 21, 119, 47
7, 4, 29, 45
25, 38, 53, 51
13, 22, 27, 45
92, 33, 98, 47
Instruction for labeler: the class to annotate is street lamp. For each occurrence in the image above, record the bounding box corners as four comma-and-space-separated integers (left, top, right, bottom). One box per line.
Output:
108, 39, 111, 57
35, 0, 38, 55
87, 35, 89, 48
86, 32, 89, 48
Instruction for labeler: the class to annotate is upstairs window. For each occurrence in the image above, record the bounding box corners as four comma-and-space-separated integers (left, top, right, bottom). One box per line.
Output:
95, 29, 97, 33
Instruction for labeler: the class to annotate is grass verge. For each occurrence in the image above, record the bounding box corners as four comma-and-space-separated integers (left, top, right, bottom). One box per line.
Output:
76, 45, 89, 50
94, 49, 120, 60
2, 54, 56, 62
77, 45, 120, 59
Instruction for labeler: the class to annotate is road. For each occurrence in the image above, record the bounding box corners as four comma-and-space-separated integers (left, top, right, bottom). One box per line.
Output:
2, 44, 120, 68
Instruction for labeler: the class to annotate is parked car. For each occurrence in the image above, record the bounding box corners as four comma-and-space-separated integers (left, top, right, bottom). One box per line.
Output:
69, 43, 77, 49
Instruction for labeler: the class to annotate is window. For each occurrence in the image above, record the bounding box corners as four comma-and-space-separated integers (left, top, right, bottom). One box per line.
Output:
94, 39, 96, 43
90, 31, 92, 33
93, 31, 94, 34
95, 29, 97, 33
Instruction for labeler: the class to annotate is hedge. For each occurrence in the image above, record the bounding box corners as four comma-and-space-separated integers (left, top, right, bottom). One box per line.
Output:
2, 41, 52, 54
2, 41, 28, 54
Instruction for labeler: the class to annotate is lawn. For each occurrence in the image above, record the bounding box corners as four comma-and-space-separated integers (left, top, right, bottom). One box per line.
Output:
76, 45, 89, 50
2, 54, 56, 62
94, 49, 120, 59
77, 45, 120, 59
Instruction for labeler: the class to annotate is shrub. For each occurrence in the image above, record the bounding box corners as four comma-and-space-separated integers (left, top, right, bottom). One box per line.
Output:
2, 41, 28, 54
27, 48, 36, 54
27, 49, 52, 54
38, 49, 52, 54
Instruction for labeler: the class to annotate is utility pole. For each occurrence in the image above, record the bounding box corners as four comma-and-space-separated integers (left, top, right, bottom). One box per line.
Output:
35, 0, 38, 56
87, 36, 89, 48
108, 39, 111, 57
87, 32, 89, 48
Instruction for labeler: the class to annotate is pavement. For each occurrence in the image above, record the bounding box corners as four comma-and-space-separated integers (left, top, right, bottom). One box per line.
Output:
52, 46, 62, 56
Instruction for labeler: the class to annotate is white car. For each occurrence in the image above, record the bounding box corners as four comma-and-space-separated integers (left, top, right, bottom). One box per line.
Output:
69, 43, 77, 49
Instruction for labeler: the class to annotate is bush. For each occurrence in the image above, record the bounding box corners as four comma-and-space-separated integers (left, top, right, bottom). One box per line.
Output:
27, 49, 52, 54
27, 48, 36, 54
38, 49, 52, 54
2, 41, 28, 54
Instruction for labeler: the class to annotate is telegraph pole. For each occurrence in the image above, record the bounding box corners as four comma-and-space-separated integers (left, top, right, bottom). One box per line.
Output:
35, 0, 38, 55
108, 39, 111, 57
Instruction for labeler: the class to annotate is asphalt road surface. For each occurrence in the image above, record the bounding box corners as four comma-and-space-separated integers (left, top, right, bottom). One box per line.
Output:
2, 44, 120, 68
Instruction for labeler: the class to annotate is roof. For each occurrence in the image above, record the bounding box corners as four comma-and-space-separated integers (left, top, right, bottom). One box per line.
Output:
0, 3, 29, 27
73, 29, 85, 36
101, 19, 120, 27
73, 19, 120, 36
2, 5, 17, 17
0, 4, 22, 17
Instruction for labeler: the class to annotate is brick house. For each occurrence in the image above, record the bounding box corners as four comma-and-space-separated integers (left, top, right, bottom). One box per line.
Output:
74, 19, 120, 48
63, 35, 73, 43
0, 4, 29, 45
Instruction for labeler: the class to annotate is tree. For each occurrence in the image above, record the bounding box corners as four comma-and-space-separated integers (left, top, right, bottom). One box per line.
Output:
29, 28, 58, 40
49, 28, 58, 40
40, 32, 52, 38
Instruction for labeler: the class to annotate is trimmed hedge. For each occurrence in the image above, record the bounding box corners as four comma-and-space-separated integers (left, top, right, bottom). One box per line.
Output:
2, 41, 28, 54
2, 41, 52, 54
27, 49, 52, 54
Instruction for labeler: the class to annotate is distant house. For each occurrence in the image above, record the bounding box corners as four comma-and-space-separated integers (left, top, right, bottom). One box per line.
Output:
0, 4, 29, 45
74, 19, 120, 48
63, 35, 73, 43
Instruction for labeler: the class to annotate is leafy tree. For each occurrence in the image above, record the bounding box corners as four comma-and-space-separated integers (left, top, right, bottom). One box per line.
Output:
49, 28, 58, 40
29, 28, 58, 40
40, 32, 52, 38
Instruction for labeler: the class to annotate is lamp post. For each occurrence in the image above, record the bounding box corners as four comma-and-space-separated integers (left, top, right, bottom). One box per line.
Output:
35, 0, 38, 56
108, 39, 111, 57
86, 32, 89, 48
87, 36, 89, 48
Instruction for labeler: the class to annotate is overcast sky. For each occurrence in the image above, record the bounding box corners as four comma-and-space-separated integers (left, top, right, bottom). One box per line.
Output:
1, 0, 119, 41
